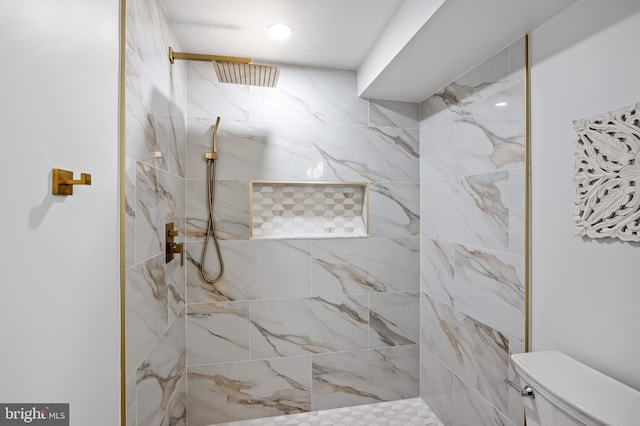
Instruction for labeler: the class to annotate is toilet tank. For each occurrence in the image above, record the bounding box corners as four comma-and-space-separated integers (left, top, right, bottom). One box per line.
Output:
511, 351, 640, 426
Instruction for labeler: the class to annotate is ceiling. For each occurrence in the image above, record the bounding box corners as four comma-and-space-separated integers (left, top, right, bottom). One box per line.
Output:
161, 0, 578, 102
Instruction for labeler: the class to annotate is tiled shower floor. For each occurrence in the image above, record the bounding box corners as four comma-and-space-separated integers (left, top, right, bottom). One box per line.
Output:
210, 398, 443, 426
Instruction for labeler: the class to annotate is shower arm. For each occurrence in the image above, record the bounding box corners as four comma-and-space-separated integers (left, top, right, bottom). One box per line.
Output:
169, 47, 252, 65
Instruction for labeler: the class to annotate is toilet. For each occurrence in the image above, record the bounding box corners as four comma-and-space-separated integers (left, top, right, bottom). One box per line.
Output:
511, 350, 640, 426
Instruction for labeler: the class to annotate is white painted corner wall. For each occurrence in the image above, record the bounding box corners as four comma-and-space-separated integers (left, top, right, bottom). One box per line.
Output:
530, 0, 640, 390
0, 0, 121, 424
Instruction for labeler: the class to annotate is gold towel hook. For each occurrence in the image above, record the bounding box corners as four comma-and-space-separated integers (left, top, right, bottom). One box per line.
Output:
52, 168, 92, 195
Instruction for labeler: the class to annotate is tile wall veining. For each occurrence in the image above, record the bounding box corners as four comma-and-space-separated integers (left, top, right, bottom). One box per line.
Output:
125, 0, 187, 425
185, 61, 421, 425
419, 37, 526, 426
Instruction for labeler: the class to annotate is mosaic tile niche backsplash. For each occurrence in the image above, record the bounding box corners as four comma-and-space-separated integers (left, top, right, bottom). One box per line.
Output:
185, 61, 421, 425
419, 37, 526, 426
250, 181, 369, 239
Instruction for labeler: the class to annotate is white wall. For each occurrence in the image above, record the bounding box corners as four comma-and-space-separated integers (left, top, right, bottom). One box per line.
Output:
530, 0, 640, 390
0, 1, 121, 424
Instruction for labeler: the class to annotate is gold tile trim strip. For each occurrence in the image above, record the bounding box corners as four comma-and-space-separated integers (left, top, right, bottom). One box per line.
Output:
365, 183, 370, 236
119, 0, 127, 424
249, 180, 370, 238
525, 33, 531, 353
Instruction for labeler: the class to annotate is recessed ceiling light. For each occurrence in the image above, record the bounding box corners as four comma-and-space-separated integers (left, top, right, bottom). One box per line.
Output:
268, 23, 292, 40
495, 102, 508, 107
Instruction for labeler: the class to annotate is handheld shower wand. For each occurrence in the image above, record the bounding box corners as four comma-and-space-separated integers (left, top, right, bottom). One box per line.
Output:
201, 117, 225, 284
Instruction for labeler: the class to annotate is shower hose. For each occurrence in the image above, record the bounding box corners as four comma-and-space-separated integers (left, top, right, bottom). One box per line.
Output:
200, 126, 225, 284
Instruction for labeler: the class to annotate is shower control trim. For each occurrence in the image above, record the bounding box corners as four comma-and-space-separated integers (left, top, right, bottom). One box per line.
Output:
165, 223, 184, 266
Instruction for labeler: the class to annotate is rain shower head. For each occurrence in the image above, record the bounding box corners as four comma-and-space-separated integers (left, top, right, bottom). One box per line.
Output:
213, 61, 279, 88
169, 47, 279, 88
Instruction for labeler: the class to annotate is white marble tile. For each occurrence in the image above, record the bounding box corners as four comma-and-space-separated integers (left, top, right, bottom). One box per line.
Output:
310, 125, 419, 183
419, 294, 458, 370
125, 157, 137, 268
149, 112, 186, 178
186, 179, 249, 241
508, 339, 526, 426
136, 162, 186, 263
509, 167, 525, 255
508, 37, 526, 85
461, 172, 509, 250
420, 237, 455, 307
453, 46, 510, 106
126, 255, 168, 378
250, 295, 368, 358
454, 245, 525, 341
126, 0, 136, 50
126, 50, 187, 181
159, 169, 185, 233
137, 312, 186, 426
134, 0, 171, 100
369, 183, 420, 238
187, 302, 250, 365
126, 47, 163, 167
162, 371, 187, 426
312, 237, 419, 296
420, 115, 455, 182
420, 180, 455, 245
369, 99, 420, 129
127, 373, 137, 426
420, 293, 510, 414
453, 81, 525, 176
453, 377, 514, 426
419, 96, 454, 131
186, 118, 312, 180
168, 48, 187, 118
187, 356, 312, 425
187, 61, 251, 120
312, 345, 419, 411
135, 161, 163, 263
186, 239, 312, 303
167, 256, 186, 324
420, 346, 454, 426
420, 173, 509, 251
250, 65, 368, 126
420, 46, 509, 126
369, 291, 419, 347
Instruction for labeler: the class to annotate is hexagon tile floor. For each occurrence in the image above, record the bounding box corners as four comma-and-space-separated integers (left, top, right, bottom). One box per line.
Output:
210, 398, 443, 426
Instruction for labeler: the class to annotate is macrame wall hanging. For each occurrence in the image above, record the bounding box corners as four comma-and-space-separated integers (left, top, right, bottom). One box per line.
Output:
573, 102, 640, 241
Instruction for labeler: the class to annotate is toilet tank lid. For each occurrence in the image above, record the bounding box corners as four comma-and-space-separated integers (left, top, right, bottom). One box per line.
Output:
511, 351, 640, 426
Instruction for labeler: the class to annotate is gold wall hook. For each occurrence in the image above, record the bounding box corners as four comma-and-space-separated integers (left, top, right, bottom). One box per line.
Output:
52, 168, 92, 195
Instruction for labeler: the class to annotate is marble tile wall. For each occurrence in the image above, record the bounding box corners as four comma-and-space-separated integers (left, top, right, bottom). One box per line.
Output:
185, 62, 421, 425
419, 37, 526, 426
125, 0, 187, 425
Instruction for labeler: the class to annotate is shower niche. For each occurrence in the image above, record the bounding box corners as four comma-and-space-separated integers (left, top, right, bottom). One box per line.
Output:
250, 181, 369, 239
